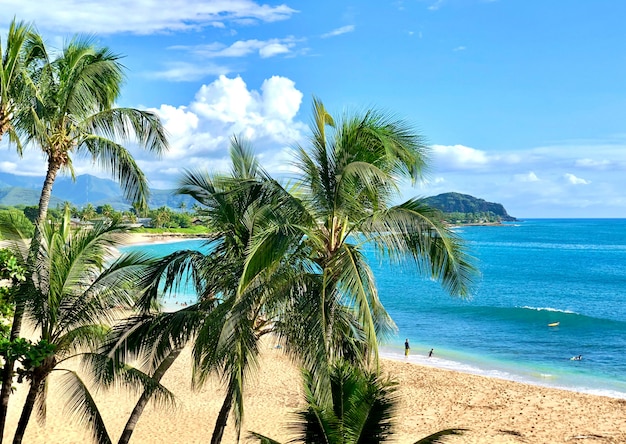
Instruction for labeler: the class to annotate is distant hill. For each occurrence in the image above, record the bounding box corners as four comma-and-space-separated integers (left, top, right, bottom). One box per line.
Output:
423, 192, 516, 222
0, 173, 516, 222
0, 172, 195, 210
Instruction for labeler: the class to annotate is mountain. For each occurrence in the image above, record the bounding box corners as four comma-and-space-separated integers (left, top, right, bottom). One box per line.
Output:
423, 192, 517, 221
0, 173, 516, 221
0, 172, 195, 210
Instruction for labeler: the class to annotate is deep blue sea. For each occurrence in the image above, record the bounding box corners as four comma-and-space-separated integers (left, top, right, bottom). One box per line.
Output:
120, 219, 626, 399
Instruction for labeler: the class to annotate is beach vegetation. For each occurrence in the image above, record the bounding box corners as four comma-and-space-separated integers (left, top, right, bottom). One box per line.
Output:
0, 18, 45, 144
103, 136, 292, 444
249, 360, 466, 444
105, 99, 475, 444
0, 208, 167, 443
238, 97, 475, 396
0, 31, 169, 437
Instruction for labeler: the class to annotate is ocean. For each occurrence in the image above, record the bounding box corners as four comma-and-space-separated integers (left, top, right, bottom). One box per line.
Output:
120, 219, 626, 399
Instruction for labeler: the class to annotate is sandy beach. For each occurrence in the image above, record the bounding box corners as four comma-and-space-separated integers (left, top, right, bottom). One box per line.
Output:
3, 233, 626, 443
3, 343, 625, 444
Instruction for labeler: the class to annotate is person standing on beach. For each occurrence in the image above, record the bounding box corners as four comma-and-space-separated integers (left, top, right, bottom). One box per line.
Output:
428, 348, 434, 358
405, 339, 410, 357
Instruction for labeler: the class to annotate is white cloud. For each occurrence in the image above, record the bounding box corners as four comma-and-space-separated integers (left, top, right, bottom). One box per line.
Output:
453, 46, 466, 52
431, 144, 490, 170
321, 25, 355, 38
428, 0, 445, 11
259, 43, 291, 58
149, 61, 231, 82
514, 171, 540, 182
574, 158, 612, 170
0, 0, 297, 35
178, 38, 298, 59
0, 74, 307, 190
564, 173, 591, 185
139, 74, 306, 188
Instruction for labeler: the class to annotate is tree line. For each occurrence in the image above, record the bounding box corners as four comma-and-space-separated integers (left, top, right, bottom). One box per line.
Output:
0, 202, 206, 232
0, 18, 476, 444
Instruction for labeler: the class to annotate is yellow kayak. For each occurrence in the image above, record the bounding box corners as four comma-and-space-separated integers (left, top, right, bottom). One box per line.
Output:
548, 322, 560, 327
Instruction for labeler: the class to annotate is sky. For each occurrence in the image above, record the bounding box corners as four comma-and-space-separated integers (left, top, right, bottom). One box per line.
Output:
1, 0, 626, 218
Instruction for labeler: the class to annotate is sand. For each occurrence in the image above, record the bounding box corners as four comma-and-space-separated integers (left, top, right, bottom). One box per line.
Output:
4, 233, 626, 443
3, 344, 625, 444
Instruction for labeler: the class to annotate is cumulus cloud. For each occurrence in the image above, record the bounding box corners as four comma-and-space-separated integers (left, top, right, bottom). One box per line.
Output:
138, 74, 306, 188
564, 173, 591, 185
321, 25, 355, 38
0, 0, 297, 35
0, 74, 307, 190
431, 144, 490, 170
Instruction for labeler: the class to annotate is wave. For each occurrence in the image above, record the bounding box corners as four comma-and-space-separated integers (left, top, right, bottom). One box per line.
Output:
520, 306, 578, 315
436, 304, 626, 329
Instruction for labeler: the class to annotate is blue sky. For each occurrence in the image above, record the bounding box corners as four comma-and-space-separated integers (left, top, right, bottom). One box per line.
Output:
2, 1, 626, 218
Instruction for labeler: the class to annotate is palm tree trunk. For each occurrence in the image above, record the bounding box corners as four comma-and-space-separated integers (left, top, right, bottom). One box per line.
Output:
0, 163, 59, 442
34, 160, 60, 243
210, 382, 235, 444
117, 348, 182, 444
11, 376, 43, 444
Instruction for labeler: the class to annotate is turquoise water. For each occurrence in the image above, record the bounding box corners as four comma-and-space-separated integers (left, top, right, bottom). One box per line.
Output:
120, 219, 626, 398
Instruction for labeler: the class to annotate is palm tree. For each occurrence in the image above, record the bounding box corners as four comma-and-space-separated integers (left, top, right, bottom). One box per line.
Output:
112, 96, 477, 441
0, 18, 45, 144
14, 35, 168, 229
104, 136, 302, 444
249, 360, 466, 444
0, 209, 169, 444
80, 203, 97, 222
1, 36, 169, 436
240, 98, 475, 393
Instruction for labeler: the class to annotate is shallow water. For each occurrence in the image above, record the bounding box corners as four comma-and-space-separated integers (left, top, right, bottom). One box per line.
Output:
121, 219, 626, 398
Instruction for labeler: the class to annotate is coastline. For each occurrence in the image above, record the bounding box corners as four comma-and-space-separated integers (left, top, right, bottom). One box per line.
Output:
6, 232, 618, 442
6, 344, 626, 443
119, 233, 626, 400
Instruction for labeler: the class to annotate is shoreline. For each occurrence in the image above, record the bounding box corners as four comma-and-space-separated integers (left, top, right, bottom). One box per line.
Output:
7, 343, 626, 443
119, 233, 626, 401
381, 347, 626, 401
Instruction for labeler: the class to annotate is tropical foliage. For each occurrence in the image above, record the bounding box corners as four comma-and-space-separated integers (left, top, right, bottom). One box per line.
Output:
1, 22, 169, 442
0, 209, 167, 443
106, 99, 475, 444
104, 136, 289, 444
0, 18, 44, 144
250, 360, 466, 444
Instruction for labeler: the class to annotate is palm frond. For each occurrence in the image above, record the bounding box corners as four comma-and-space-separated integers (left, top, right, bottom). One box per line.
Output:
247, 432, 283, 444
79, 352, 176, 408
362, 199, 477, 298
53, 369, 113, 444
79, 135, 151, 210
412, 428, 468, 444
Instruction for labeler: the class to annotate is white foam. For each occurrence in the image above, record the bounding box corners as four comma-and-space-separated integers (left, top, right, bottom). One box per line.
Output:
380, 349, 626, 400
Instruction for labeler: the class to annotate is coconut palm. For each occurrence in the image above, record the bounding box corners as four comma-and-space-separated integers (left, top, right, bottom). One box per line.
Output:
0, 209, 170, 444
13, 35, 168, 230
240, 97, 475, 387
249, 360, 466, 444
103, 136, 294, 444
0, 18, 45, 144
0, 35, 169, 436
